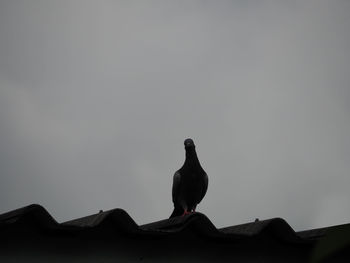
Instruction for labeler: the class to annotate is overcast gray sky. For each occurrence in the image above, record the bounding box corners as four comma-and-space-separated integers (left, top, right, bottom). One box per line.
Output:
1, 0, 350, 231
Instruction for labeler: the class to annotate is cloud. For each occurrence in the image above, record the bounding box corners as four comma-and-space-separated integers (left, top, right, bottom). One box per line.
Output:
1, 0, 350, 230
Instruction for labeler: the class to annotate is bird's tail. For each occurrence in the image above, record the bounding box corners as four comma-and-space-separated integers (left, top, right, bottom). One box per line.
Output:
169, 206, 184, 218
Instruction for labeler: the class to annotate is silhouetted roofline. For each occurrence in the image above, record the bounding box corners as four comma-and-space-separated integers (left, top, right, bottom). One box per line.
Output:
1, 203, 344, 245
2, 204, 350, 262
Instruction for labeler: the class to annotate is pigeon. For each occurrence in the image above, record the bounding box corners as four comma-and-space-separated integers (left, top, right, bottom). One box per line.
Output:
170, 138, 208, 218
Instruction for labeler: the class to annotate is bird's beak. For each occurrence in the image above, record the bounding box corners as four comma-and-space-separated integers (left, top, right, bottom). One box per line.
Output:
185, 142, 195, 148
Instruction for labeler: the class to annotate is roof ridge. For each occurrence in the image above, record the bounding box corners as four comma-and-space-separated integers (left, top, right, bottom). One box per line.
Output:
0, 204, 58, 228
1, 204, 348, 244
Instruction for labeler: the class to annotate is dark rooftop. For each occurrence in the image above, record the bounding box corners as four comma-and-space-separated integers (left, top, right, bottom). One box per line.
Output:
1, 204, 350, 262
0, 203, 340, 241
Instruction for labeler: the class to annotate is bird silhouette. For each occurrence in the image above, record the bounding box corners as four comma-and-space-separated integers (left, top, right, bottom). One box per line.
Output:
170, 138, 208, 218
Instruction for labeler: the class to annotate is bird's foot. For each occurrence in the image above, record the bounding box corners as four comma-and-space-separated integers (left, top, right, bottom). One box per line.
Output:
182, 210, 192, 216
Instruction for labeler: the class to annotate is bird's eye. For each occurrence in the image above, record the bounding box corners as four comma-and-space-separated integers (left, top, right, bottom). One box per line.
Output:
184, 138, 194, 146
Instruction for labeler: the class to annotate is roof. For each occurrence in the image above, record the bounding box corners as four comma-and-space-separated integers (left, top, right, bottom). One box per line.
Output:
0, 203, 334, 242
1, 204, 350, 262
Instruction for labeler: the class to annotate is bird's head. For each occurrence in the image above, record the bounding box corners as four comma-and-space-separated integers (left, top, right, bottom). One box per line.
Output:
184, 138, 195, 149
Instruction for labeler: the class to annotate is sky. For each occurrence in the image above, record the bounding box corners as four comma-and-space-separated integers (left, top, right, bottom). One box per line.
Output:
1, 0, 350, 231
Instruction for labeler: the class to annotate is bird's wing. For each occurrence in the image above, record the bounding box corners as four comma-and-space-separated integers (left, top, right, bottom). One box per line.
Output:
172, 171, 182, 203
199, 172, 208, 203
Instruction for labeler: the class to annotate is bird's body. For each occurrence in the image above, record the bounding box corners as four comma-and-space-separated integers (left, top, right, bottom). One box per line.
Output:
170, 139, 208, 218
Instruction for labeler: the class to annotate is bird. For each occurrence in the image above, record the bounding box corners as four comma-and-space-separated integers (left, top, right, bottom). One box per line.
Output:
170, 138, 208, 218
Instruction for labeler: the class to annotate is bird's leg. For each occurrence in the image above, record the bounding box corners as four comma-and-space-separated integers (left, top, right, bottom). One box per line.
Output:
192, 205, 197, 212
182, 209, 191, 216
